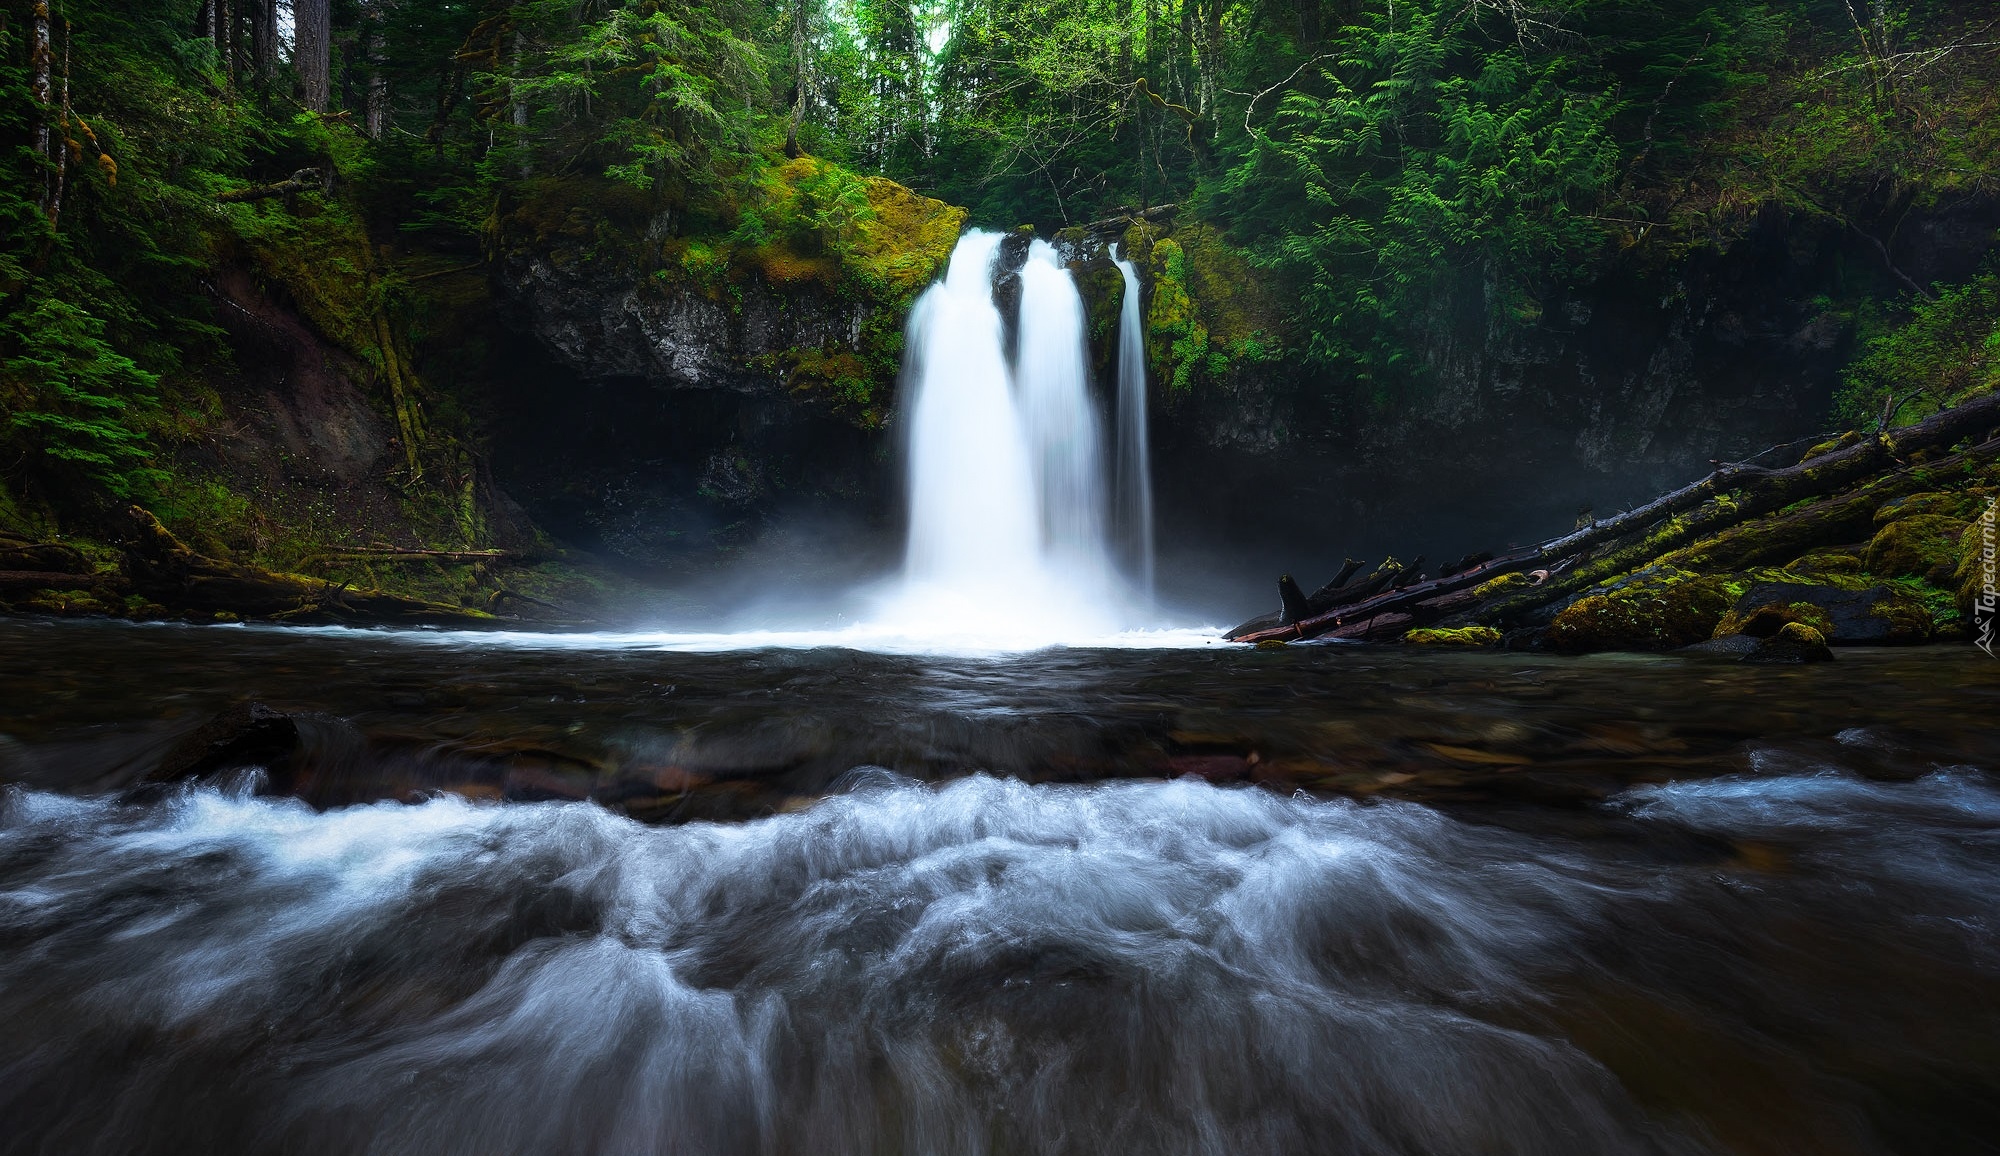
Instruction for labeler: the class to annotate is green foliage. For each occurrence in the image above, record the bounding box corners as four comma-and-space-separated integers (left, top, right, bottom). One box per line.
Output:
1838, 267, 2000, 425
2, 294, 160, 496
497, 0, 768, 192
6, 0, 2000, 530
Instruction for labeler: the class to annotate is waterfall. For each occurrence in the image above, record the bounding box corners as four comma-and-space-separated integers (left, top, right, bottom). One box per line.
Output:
1112, 250, 1155, 599
1017, 240, 1111, 579
882, 229, 1146, 641
900, 231, 1039, 589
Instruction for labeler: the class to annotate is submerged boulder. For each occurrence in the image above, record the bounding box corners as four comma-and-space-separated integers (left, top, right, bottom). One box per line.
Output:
1742, 621, 1836, 664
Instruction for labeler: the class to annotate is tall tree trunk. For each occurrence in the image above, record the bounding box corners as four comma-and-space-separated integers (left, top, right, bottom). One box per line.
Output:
295, 0, 331, 111
508, 30, 528, 173
251, 0, 277, 87
221, 0, 237, 84
47, 16, 69, 227
30, 0, 52, 211
1197, 0, 1221, 122
365, 17, 388, 138
1173, 0, 1192, 105
785, 0, 811, 158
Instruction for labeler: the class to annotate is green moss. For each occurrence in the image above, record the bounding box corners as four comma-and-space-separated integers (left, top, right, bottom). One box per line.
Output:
1865, 513, 1970, 586
1136, 221, 1282, 394
1472, 571, 1532, 598
1873, 490, 1981, 525
1546, 567, 1740, 652
1714, 600, 1834, 639
1776, 621, 1828, 648
1785, 549, 1867, 578
151, 477, 255, 556
1404, 626, 1502, 646
1802, 431, 1863, 461
1892, 575, 1965, 635
643, 160, 963, 426
1952, 508, 1997, 621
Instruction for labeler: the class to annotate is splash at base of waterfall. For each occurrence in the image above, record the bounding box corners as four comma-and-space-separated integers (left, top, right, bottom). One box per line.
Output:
858, 228, 1153, 648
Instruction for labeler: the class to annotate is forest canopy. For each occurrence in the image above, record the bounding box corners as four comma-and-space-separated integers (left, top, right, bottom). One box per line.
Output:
2, 0, 1998, 507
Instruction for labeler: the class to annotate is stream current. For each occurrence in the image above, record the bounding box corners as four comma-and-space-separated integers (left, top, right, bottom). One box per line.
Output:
1, 619, 1998, 1155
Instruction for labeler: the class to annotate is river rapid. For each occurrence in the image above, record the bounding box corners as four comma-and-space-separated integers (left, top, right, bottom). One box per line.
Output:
1, 619, 1997, 1155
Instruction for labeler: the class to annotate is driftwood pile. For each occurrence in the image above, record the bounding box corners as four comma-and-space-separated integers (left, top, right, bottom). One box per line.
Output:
1228, 390, 2000, 645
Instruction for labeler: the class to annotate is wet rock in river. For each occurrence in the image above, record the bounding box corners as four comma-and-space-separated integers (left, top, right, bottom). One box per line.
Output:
1715, 582, 1933, 645
1679, 633, 1762, 657
1742, 622, 1835, 664
145, 701, 365, 796
149, 702, 308, 784
1545, 567, 1739, 652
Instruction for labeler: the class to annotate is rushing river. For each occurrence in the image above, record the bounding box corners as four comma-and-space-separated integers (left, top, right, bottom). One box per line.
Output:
1, 619, 1997, 1154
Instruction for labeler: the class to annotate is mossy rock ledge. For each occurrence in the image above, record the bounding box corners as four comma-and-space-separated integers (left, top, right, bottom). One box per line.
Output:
493, 168, 965, 429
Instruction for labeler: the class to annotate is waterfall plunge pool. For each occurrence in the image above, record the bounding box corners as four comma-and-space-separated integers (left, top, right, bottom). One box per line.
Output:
1, 618, 1998, 1155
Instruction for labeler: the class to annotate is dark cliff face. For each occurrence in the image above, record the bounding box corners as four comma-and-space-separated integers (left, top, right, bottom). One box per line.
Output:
504, 246, 872, 395
1143, 198, 2000, 609
480, 173, 965, 582
485, 189, 1999, 612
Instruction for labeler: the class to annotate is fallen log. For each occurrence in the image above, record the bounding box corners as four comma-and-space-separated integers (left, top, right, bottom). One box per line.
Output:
1534, 389, 1999, 567
1278, 574, 1310, 624
1235, 388, 2000, 644
214, 167, 323, 203
1225, 557, 1370, 638
0, 569, 106, 591
1486, 426, 2000, 622
1658, 435, 2000, 573
1236, 547, 1544, 644
123, 506, 501, 627
1308, 558, 1366, 604
305, 545, 520, 565
1081, 203, 1179, 234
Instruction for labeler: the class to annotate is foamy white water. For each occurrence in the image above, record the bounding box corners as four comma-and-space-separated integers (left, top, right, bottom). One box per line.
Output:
8, 769, 1997, 1154
276, 621, 1230, 657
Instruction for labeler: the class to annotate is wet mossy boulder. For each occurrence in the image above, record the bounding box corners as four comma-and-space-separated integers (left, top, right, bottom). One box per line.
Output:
1865, 513, 1970, 586
497, 164, 966, 428
1546, 567, 1741, 652
1743, 621, 1835, 664
1403, 626, 1502, 646
1714, 581, 1933, 645
1784, 549, 1868, 580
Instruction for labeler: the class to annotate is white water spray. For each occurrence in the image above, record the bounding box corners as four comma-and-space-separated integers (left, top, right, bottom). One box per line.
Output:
1113, 249, 1155, 599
